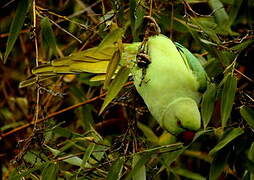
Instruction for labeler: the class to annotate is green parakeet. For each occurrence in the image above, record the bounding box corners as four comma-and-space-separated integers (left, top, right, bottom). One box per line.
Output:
131, 34, 206, 135
20, 33, 207, 135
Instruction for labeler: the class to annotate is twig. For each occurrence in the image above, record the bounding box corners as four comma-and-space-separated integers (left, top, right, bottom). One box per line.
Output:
170, 0, 174, 39
0, 81, 133, 139
0, 93, 106, 140
0, 29, 30, 38
235, 69, 254, 83
47, 17, 83, 44
33, 0, 40, 130
149, 0, 153, 16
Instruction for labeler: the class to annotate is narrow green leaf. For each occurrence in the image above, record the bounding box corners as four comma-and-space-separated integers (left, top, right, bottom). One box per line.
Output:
97, 28, 124, 51
242, 158, 254, 174
9, 162, 48, 180
62, 156, 83, 166
190, 17, 221, 44
173, 168, 206, 180
41, 162, 59, 180
221, 74, 237, 127
210, 128, 244, 154
124, 153, 150, 180
40, 17, 57, 56
4, 0, 30, 63
130, 0, 137, 38
201, 83, 217, 128
132, 154, 146, 180
208, 0, 230, 31
104, 48, 121, 89
106, 157, 125, 180
209, 148, 230, 180
204, 58, 224, 78
99, 67, 130, 114
132, 3, 145, 41
228, 0, 243, 26
19, 76, 55, 88
137, 122, 159, 144
240, 106, 254, 128
248, 142, 254, 161
44, 144, 61, 157
81, 143, 95, 168
0, 51, 3, 61
134, 4, 145, 32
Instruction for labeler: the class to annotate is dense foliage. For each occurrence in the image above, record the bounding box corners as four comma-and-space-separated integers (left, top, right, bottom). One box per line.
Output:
0, 0, 254, 179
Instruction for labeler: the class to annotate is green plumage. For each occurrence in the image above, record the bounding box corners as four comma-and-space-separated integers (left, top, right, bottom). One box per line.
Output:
20, 33, 207, 135
132, 34, 205, 135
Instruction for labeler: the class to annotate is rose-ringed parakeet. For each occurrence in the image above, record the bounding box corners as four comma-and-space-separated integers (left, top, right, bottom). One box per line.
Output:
131, 34, 207, 135
20, 31, 207, 136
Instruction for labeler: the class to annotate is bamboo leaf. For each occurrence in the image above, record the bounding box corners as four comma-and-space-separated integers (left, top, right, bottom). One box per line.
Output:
130, 0, 137, 38
209, 128, 244, 154
99, 67, 130, 114
19, 76, 55, 88
209, 148, 230, 180
97, 28, 124, 51
201, 83, 217, 128
106, 157, 125, 180
173, 168, 206, 180
124, 153, 150, 180
103, 46, 122, 89
41, 162, 59, 180
132, 154, 146, 180
63, 156, 83, 166
81, 143, 95, 168
40, 17, 57, 57
208, 0, 230, 32
221, 74, 237, 127
137, 122, 159, 144
4, 0, 30, 63
228, 0, 243, 27
9, 162, 48, 180
240, 106, 254, 128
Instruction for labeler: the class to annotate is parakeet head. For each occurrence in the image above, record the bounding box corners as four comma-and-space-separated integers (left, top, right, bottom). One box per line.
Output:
161, 97, 201, 135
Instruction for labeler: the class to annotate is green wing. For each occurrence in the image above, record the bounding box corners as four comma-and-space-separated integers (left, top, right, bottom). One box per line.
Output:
175, 42, 207, 93
20, 43, 140, 87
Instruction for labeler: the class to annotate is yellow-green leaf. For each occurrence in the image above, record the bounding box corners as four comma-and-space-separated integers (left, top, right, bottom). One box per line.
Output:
106, 157, 125, 180
103, 47, 122, 89
40, 17, 57, 56
201, 83, 217, 128
41, 162, 59, 180
99, 67, 130, 114
97, 28, 124, 51
137, 122, 159, 144
19, 76, 55, 88
221, 74, 237, 127
240, 105, 254, 128
4, 0, 31, 63
209, 128, 244, 154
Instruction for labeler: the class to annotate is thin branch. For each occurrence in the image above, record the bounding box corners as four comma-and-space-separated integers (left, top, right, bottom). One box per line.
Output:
33, 0, 40, 130
47, 17, 83, 44
0, 92, 106, 140
149, 0, 153, 16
